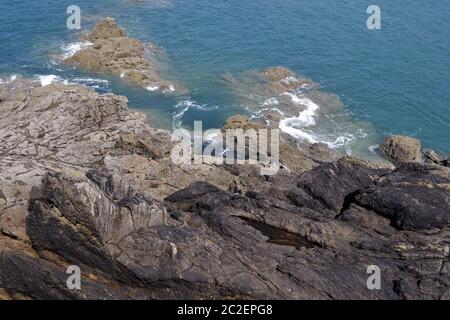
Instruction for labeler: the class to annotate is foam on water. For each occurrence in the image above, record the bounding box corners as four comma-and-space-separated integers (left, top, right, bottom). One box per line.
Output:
278, 93, 320, 143
0, 75, 19, 84
62, 42, 93, 59
163, 85, 176, 93
172, 100, 218, 128
263, 97, 279, 106
72, 77, 109, 90
36, 75, 66, 86
33, 74, 110, 91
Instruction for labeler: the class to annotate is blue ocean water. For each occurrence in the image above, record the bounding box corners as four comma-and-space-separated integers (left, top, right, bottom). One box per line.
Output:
1, 0, 449, 156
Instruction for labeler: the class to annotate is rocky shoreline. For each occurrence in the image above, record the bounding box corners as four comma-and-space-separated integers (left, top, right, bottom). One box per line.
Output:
0, 76, 449, 299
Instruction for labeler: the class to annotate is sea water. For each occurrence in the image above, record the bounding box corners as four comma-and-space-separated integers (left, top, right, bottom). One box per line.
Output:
0, 0, 449, 158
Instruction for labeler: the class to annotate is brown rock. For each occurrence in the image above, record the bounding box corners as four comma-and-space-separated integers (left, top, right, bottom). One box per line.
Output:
82, 17, 126, 41
65, 17, 184, 93
222, 115, 264, 131
380, 135, 422, 165
263, 66, 295, 81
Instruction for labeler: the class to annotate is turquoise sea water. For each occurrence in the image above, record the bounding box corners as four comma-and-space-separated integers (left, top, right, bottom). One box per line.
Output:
1, 0, 449, 156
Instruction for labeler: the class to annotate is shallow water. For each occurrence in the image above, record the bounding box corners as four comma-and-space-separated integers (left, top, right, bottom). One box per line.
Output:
1, 0, 449, 158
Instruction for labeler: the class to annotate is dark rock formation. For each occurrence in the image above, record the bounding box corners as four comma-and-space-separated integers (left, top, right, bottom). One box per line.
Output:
356, 163, 450, 231
0, 79, 449, 300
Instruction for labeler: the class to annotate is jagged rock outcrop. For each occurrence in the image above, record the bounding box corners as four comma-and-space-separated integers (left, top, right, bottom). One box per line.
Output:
380, 135, 422, 165
65, 17, 183, 93
1, 79, 449, 300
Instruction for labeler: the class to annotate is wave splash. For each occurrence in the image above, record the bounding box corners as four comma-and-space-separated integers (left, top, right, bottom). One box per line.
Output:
62, 41, 93, 59
172, 100, 219, 129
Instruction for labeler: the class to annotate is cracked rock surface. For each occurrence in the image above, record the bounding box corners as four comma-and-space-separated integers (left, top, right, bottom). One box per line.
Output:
0, 79, 449, 300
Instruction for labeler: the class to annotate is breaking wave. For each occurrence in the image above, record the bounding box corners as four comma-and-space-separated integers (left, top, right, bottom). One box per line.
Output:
61, 41, 93, 59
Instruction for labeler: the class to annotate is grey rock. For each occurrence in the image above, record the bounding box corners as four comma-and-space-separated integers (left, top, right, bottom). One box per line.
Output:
356, 163, 450, 231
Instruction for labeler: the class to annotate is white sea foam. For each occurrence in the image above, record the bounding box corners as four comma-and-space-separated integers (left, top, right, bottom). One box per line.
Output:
34, 75, 109, 90
281, 76, 299, 85
279, 118, 316, 143
146, 86, 160, 91
281, 92, 320, 127
71, 77, 109, 90
163, 85, 176, 93
72, 77, 108, 85
37, 75, 65, 86
0, 75, 20, 85
278, 93, 320, 143
172, 100, 196, 128
62, 41, 93, 59
263, 97, 279, 106
172, 100, 218, 128
326, 134, 355, 149
47, 61, 64, 72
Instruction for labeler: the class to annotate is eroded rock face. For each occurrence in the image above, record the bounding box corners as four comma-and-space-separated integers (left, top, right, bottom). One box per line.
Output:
1, 79, 449, 300
65, 17, 183, 93
380, 135, 422, 165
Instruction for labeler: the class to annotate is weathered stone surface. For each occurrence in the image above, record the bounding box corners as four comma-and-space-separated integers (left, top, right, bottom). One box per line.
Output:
1, 79, 449, 300
356, 163, 450, 231
223, 114, 264, 131
296, 157, 387, 213
380, 135, 422, 165
65, 17, 184, 93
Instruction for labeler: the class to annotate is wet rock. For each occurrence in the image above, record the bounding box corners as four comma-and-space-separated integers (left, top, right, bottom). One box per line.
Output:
262, 66, 313, 93
380, 135, 422, 165
65, 17, 183, 93
423, 149, 444, 165
263, 66, 295, 81
1, 79, 449, 300
222, 115, 264, 131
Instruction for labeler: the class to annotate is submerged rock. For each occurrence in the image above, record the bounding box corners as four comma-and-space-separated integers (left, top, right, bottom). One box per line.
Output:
0, 79, 449, 300
65, 17, 183, 93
